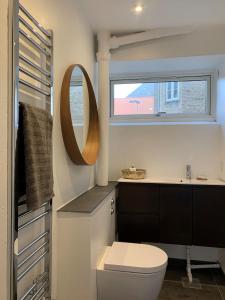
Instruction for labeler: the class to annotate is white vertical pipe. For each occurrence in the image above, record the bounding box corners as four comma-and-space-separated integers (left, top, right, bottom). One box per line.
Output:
186, 246, 193, 283
96, 31, 111, 186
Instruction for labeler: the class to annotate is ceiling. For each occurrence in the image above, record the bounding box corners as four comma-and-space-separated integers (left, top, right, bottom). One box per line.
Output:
76, 0, 225, 32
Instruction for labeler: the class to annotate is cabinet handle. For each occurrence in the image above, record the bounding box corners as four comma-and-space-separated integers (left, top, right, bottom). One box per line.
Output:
111, 208, 114, 215
111, 199, 114, 205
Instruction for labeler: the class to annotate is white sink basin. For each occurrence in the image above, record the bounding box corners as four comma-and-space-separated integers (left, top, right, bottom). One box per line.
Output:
118, 177, 225, 186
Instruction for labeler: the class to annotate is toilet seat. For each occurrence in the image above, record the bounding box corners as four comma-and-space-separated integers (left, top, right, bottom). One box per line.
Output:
104, 242, 168, 274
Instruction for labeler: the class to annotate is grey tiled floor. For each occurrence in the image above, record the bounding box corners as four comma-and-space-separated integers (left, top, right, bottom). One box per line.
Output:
158, 259, 225, 300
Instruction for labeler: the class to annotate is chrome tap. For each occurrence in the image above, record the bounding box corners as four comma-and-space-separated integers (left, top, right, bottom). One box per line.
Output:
186, 164, 192, 180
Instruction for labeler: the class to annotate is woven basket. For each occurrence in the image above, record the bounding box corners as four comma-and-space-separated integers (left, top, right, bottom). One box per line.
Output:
121, 169, 146, 180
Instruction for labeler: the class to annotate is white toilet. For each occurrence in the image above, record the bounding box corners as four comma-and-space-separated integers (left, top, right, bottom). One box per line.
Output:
97, 242, 168, 300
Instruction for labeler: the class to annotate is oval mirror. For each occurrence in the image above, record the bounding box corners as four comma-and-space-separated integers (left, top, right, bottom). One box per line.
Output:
60, 64, 100, 165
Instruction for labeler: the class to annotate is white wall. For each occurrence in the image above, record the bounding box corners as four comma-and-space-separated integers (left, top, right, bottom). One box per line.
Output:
109, 42, 224, 262
109, 56, 222, 181
0, 0, 10, 298
109, 124, 221, 180
109, 123, 222, 262
111, 25, 225, 61
20, 0, 96, 298
217, 60, 225, 272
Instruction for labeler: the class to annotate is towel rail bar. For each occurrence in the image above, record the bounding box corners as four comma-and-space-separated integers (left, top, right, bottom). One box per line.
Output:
18, 209, 30, 218
19, 28, 51, 56
18, 211, 50, 231
19, 16, 52, 47
36, 289, 48, 300
19, 66, 51, 87
18, 201, 49, 219
19, 54, 51, 77
17, 250, 49, 282
20, 272, 48, 300
19, 79, 51, 96
18, 240, 49, 269
18, 230, 49, 256
30, 281, 49, 300
19, 3, 51, 38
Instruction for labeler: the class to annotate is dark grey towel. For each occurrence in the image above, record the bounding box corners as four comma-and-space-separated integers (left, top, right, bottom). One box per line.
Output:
17, 103, 54, 211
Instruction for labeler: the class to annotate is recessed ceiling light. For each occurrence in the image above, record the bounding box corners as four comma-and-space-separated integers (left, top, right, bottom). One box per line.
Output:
133, 4, 144, 14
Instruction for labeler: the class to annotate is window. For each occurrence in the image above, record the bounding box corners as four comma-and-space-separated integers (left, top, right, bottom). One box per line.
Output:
166, 82, 179, 102
70, 80, 84, 126
110, 75, 212, 121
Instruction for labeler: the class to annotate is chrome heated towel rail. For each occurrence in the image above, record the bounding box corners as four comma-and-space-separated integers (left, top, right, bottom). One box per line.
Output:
12, 2, 53, 299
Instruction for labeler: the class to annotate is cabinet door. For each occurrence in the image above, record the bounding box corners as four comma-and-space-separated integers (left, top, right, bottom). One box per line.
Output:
117, 214, 159, 243
193, 186, 225, 248
160, 185, 192, 245
118, 183, 159, 214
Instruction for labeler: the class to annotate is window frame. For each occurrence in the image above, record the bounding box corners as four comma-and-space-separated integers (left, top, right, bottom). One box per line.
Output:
110, 72, 216, 123
166, 81, 180, 102
70, 80, 84, 126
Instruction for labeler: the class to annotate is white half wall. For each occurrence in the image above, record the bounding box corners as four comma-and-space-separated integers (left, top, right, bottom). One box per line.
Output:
20, 0, 96, 298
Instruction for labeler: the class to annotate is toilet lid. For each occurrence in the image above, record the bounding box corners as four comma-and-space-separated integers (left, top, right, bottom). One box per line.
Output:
104, 242, 168, 274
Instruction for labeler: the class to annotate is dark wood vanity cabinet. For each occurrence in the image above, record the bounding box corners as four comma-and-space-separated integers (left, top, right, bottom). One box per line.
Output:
117, 182, 225, 248
117, 183, 160, 242
193, 186, 225, 248
117, 214, 159, 243
118, 183, 159, 214
160, 185, 192, 245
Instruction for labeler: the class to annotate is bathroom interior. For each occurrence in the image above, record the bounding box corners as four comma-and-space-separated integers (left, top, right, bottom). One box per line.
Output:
1, 0, 225, 299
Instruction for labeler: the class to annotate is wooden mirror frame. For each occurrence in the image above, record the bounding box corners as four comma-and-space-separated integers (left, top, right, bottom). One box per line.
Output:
60, 64, 100, 165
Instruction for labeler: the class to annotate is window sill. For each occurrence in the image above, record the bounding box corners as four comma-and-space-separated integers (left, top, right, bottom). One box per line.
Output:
109, 119, 218, 126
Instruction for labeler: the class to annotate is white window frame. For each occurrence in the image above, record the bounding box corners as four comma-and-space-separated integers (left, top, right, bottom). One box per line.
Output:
70, 80, 84, 126
166, 82, 180, 102
110, 72, 217, 124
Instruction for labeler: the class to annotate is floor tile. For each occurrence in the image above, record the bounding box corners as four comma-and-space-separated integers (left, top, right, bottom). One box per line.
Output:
217, 285, 225, 300
165, 260, 216, 285
158, 281, 222, 300
165, 259, 187, 282
159, 260, 225, 300
181, 277, 202, 289
191, 269, 215, 285
213, 269, 225, 286
165, 269, 186, 282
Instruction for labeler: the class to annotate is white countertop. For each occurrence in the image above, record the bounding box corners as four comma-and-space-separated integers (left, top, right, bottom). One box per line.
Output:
118, 177, 225, 186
